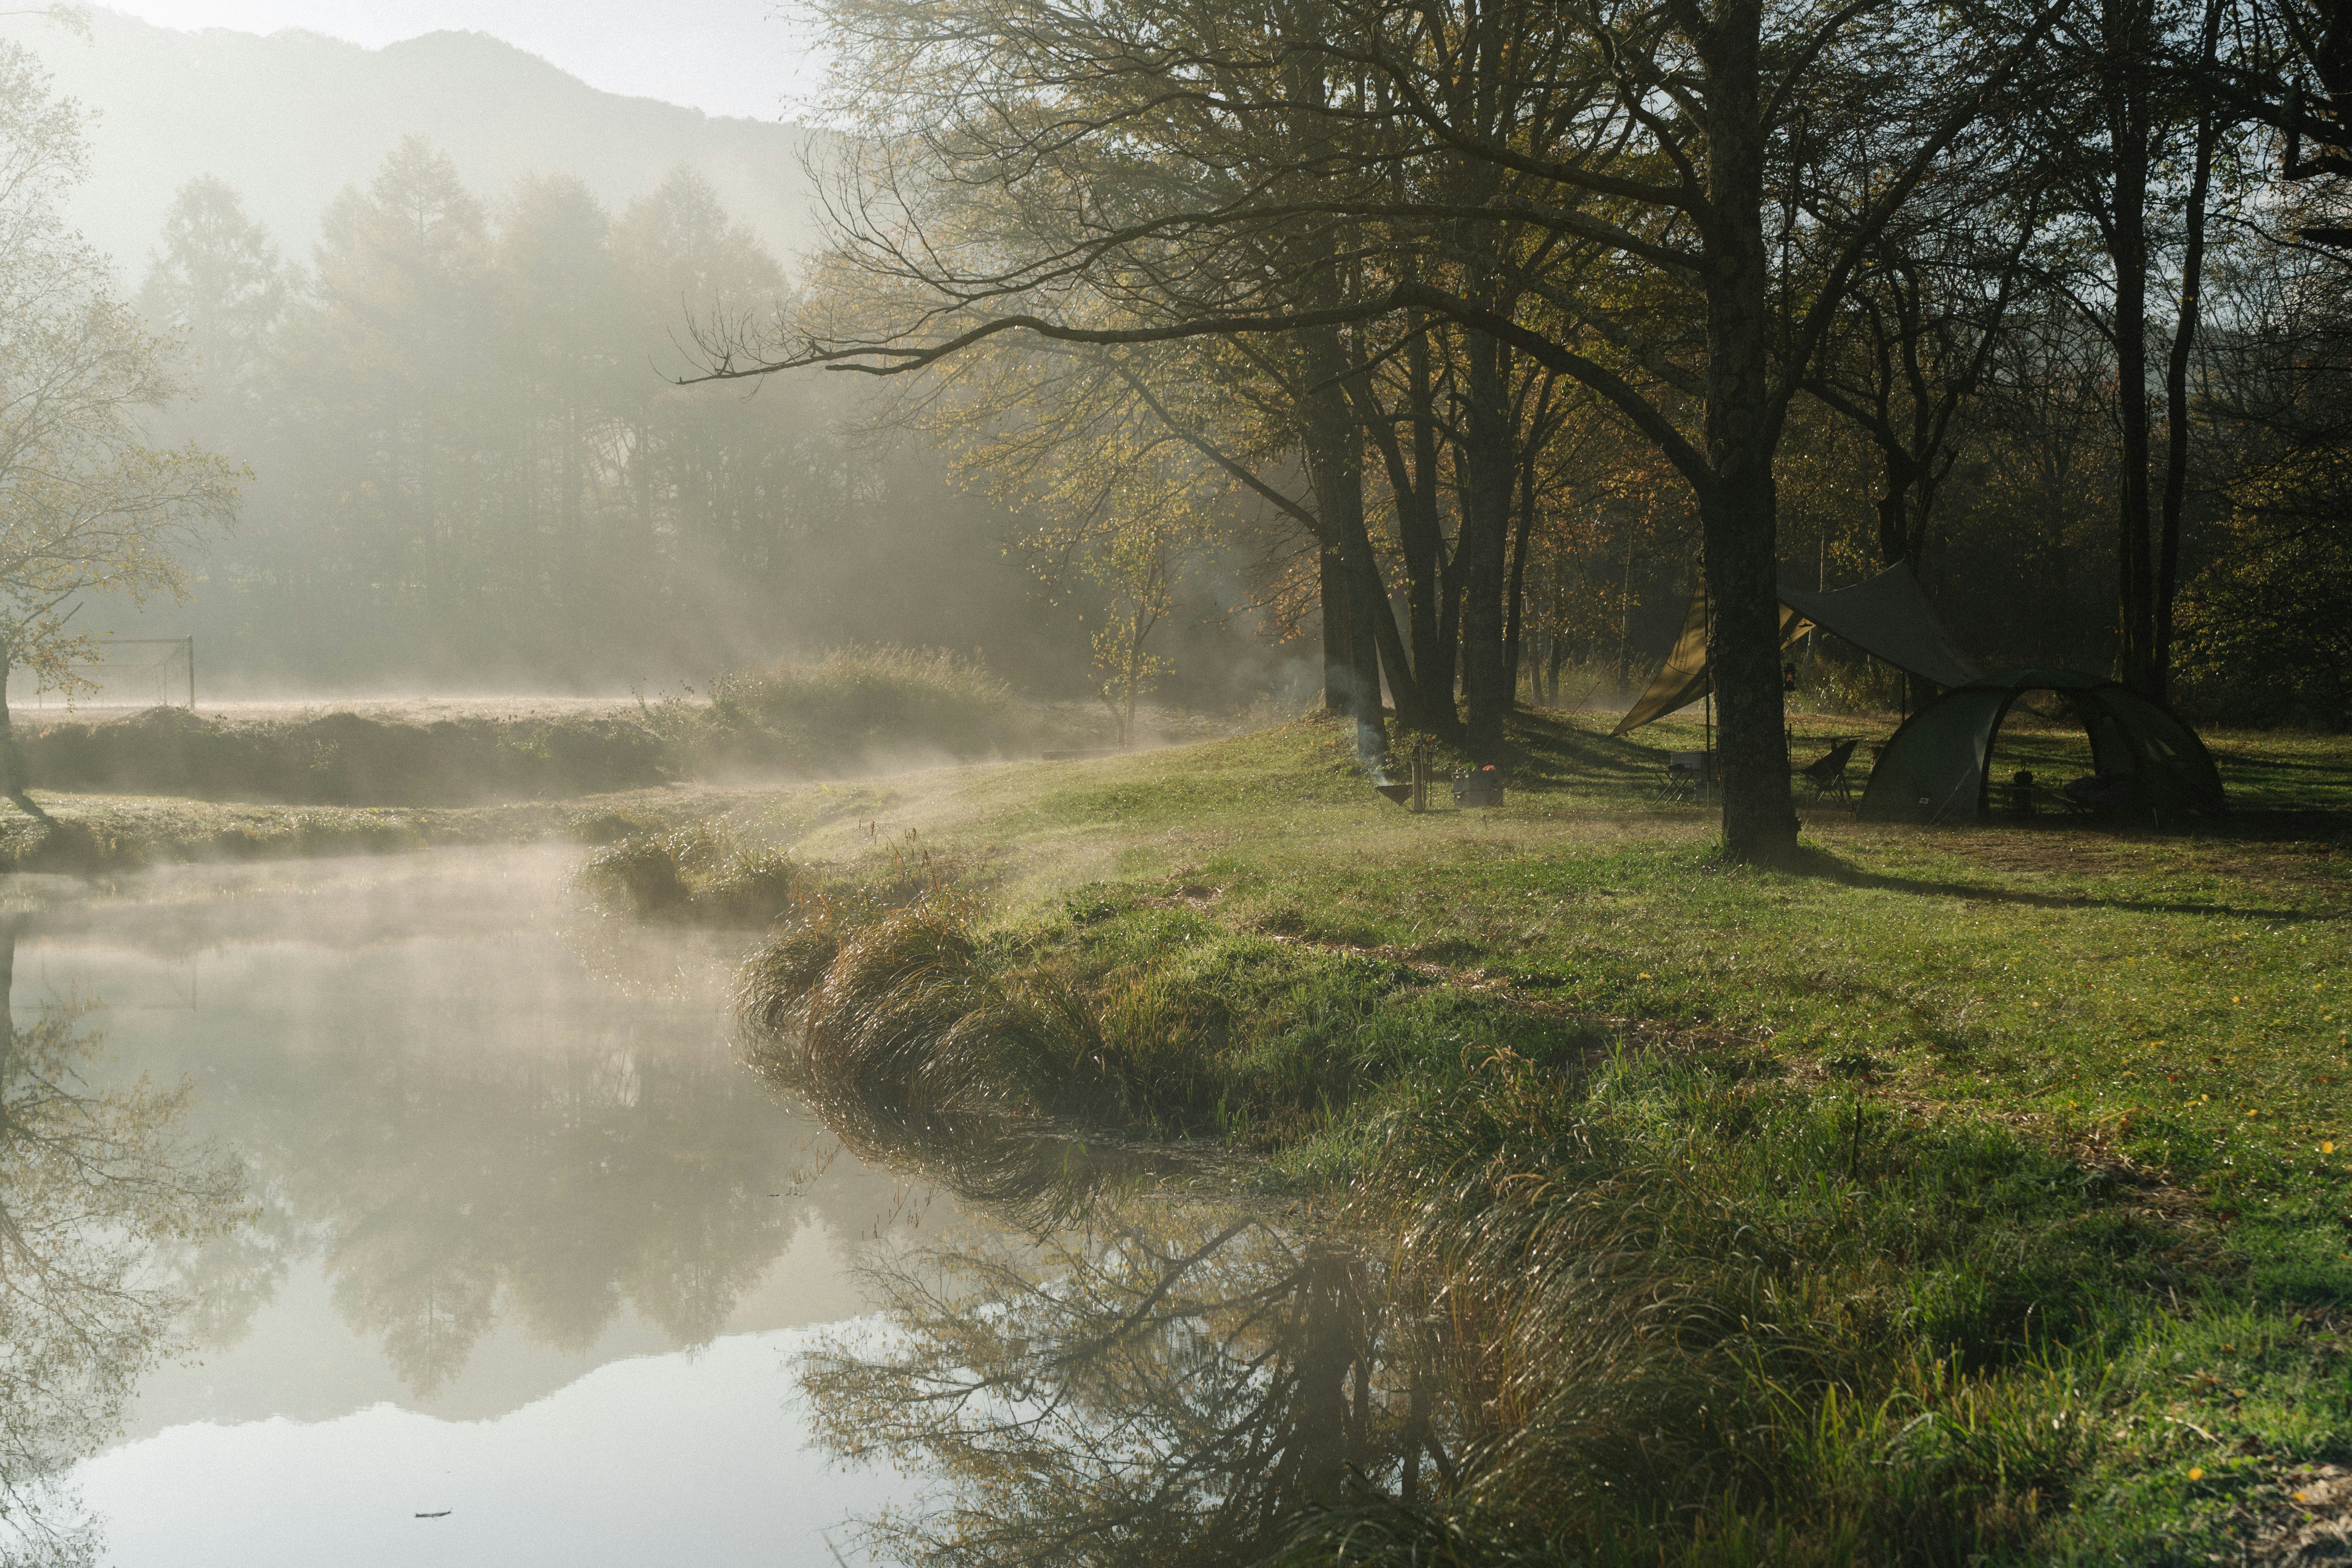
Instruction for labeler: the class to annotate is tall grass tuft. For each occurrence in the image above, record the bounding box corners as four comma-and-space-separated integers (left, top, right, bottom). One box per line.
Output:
1272, 1044, 2165, 1566
577, 823, 797, 925
736, 900, 1225, 1225
740, 901, 1072, 1119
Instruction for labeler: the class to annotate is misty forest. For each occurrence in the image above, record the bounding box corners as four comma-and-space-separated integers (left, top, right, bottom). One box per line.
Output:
0, 0, 2349, 1566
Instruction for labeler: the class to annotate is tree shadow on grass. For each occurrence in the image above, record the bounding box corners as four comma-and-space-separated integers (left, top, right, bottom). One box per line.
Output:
1495, 710, 1670, 792
1769, 839, 2329, 923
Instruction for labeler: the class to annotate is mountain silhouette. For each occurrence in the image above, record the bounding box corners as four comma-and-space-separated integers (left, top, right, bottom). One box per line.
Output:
4, 7, 823, 275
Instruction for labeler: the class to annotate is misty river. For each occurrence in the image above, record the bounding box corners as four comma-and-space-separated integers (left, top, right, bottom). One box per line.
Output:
0, 849, 937, 1566
0, 849, 1427, 1568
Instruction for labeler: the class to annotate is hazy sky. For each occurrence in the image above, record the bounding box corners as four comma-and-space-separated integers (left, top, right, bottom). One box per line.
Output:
102, 1, 826, 119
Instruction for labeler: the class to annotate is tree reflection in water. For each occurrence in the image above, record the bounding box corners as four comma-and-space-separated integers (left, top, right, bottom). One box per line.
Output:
45, 885, 908, 1403
784, 1078, 1453, 1568
0, 924, 245, 1567
246, 1024, 857, 1395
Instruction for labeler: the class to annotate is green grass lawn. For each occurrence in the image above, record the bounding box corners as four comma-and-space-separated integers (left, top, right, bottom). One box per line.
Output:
718, 708, 2352, 1564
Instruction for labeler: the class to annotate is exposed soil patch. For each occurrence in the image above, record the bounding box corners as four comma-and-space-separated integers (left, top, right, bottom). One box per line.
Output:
2238, 1461, 2352, 1564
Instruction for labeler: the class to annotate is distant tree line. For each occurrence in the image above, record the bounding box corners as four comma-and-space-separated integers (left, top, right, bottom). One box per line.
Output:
132, 137, 1139, 693
696, 0, 2351, 858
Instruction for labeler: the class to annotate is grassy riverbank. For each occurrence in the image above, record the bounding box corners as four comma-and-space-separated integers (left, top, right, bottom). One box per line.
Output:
7, 647, 1232, 806
727, 711, 2352, 1564
0, 784, 758, 875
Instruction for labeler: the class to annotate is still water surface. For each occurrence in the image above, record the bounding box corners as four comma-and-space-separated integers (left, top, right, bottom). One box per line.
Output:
2, 849, 947, 1567
3, 849, 1435, 1568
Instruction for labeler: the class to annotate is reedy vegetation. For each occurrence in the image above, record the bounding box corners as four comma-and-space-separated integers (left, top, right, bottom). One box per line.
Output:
6, 645, 1086, 809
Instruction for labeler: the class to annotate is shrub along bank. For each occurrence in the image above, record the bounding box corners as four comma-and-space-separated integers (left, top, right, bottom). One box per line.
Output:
724, 711, 2352, 1565
13, 705, 670, 805
648, 645, 1065, 776
0, 787, 769, 877
6, 646, 1110, 808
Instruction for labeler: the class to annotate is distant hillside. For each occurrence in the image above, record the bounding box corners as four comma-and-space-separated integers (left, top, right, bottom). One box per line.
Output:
0, 7, 825, 276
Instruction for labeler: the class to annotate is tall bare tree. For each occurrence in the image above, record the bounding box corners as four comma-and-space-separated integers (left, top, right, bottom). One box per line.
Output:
711, 0, 2064, 859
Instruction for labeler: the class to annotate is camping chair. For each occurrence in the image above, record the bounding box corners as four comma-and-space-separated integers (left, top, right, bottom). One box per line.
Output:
1795, 737, 1860, 808
1653, 750, 1711, 804
2057, 771, 2133, 815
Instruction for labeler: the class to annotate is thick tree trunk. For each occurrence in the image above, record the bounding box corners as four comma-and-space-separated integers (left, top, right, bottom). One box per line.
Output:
2157, 6, 2221, 701
2106, 0, 2158, 695
1876, 451, 1921, 565
1701, 0, 1798, 862
1502, 448, 1537, 704
0, 648, 20, 805
1320, 548, 1352, 716
1405, 324, 1447, 706
1699, 480, 1796, 859
1304, 385, 1410, 755
1357, 325, 1454, 737
1457, 331, 1515, 753
1306, 363, 1421, 741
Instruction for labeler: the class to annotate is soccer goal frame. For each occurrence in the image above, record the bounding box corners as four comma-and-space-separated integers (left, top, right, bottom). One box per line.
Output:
10, 636, 197, 712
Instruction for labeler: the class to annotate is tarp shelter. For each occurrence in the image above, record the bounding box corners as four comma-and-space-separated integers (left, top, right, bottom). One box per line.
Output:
1857, 668, 2228, 826
1612, 563, 1979, 735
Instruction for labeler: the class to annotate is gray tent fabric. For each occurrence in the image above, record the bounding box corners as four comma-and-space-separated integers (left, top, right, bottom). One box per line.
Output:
1613, 562, 1975, 736
1778, 564, 1979, 691
1857, 668, 2228, 826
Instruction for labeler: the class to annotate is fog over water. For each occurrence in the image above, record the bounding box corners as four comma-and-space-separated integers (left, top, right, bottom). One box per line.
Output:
0, 845, 1424, 1568
5, 850, 965, 1566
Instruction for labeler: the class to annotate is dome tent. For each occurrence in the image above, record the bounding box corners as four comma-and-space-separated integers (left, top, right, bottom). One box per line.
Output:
1857, 668, 2228, 826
